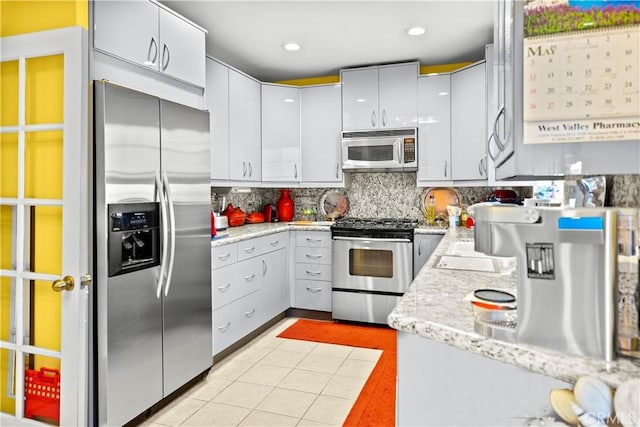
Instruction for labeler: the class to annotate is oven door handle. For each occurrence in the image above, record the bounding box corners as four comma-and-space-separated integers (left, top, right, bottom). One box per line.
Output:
332, 236, 411, 243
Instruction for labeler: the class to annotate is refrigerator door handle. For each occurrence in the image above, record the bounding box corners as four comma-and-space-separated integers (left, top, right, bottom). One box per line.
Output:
162, 171, 177, 297
155, 172, 169, 298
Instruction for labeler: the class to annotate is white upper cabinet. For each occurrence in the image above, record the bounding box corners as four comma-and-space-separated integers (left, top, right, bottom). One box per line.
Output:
228, 69, 261, 182
451, 61, 488, 181
417, 74, 451, 184
261, 84, 301, 182
300, 84, 343, 184
93, 0, 205, 88
341, 68, 378, 131
341, 62, 418, 131
205, 58, 229, 180
157, 7, 206, 87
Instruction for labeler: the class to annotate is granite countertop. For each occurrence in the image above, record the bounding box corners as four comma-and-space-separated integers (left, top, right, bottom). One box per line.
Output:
212, 222, 448, 247
211, 222, 334, 247
388, 227, 640, 388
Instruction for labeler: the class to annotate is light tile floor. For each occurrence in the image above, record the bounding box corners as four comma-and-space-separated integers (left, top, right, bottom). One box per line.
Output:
142, 317, 382, 427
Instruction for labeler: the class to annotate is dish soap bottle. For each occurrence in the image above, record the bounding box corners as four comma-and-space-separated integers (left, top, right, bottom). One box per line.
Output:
426, 195, 436, 225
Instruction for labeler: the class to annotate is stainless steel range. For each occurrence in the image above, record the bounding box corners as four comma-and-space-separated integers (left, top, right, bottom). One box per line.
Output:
331, 218, 417, 324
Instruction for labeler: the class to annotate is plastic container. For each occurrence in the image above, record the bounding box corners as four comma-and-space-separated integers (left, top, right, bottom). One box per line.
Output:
25, 367, 60, 423
471, 301, 517, 327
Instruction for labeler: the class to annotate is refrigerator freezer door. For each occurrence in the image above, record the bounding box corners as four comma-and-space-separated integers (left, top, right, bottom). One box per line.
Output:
160, 99, 212, 395
94, 81, 164, 426
99, 82, 160, 204
104, 269, 163, 426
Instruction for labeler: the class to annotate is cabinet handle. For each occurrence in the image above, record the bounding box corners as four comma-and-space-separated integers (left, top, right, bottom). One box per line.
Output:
306, 286, 323, 293
248, 162, 253, 178
371, 110, 377, 127
263, 259, 267, 276
305, 270, 322, 276
147, 37, 158, 65
218, 322, 231, 332
336, 163, 339, 179
244, 246, 256, 253
418, 241, 422, 256
244, 273, 256, 282
381, 109, 387, 127
444, 160, 448, 178
161, 43, 170, 71
294, 164, 298, 179
487, 132, 500, 161
478, 157, 484, 176
217, 253, 231, 260
306, 237, 322, 243
481, 155, 488, 176
269, 240, 279, 247
242, 161, 247, 177
305, 253, 322, 259
217, 283, 231, 292
492, 105, 507, 151
244, 308, 256, 317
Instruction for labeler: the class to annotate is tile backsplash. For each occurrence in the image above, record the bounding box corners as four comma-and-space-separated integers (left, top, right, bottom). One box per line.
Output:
212, 172, 533, 222
212, 173, 638, 221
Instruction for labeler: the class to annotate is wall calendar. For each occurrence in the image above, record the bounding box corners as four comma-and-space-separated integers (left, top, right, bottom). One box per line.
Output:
522, 24, 640, 145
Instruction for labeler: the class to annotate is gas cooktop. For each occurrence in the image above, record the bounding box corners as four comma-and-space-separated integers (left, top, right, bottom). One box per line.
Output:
331, 217, 418, 240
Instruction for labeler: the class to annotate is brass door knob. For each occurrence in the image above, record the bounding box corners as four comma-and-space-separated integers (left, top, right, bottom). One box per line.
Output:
51, 275, 75, 292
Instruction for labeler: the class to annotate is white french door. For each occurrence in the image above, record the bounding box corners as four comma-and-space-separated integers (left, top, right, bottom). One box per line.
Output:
0, 27, 88, 426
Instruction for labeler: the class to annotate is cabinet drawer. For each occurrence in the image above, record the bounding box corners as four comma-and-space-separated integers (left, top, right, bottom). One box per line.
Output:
212, 244, 237, 269
295, 247, 332, 265
294, 280, 332, 312
213, 290, 262, 355
237, 256, 262, 296
237, 232, 288, 261
212, 263, 241, 310
296, 231, 331, 248
295, 263, 332, 282
213, 298, 244, 355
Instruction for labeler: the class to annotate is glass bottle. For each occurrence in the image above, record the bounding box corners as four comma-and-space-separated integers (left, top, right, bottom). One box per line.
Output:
426, 195, 436, 225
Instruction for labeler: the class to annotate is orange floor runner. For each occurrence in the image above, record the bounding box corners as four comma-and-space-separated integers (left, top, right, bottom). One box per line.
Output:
277, 319, 396, 427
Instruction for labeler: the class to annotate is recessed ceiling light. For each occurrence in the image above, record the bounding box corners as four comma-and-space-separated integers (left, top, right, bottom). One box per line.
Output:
282, 42, 301, 51
406, 26, 426, 36
283, 98, 295, 103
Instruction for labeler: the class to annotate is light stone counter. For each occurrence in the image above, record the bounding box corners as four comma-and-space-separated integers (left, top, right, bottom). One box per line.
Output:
211, 222, 332, 247
388, 227, 640, 388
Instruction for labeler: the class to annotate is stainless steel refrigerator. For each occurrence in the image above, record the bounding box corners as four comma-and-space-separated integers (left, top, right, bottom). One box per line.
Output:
92, 81, 212, 426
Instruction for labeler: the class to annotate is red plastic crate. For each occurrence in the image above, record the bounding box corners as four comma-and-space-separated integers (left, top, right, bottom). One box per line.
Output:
24, 367, 60, 423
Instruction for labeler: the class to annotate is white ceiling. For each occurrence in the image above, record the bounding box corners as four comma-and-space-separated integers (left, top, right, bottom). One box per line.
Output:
160, 0, 496, 82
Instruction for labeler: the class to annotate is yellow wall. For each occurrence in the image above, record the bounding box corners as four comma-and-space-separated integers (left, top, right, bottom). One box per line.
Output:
274, 62, 473, 85
0, 0, 87, 37
0, 0, 87, 417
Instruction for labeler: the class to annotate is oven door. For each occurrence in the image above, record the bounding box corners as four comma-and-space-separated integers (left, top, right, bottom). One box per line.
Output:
332, 237, 412, 294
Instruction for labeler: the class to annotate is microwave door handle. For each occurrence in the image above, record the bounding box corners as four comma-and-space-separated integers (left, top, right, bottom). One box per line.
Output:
398, 140, 403, 163
155, 172, 168, 298
162, 171, 177, 297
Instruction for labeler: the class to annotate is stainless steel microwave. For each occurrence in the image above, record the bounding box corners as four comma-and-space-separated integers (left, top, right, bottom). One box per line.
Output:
341, 128, 417, 172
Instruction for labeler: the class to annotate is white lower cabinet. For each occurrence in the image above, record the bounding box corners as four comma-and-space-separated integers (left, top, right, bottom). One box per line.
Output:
397, 332, 570, 425
413, 234, 444, 278
212, 231, 288, 355
293, 231, 332, 312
